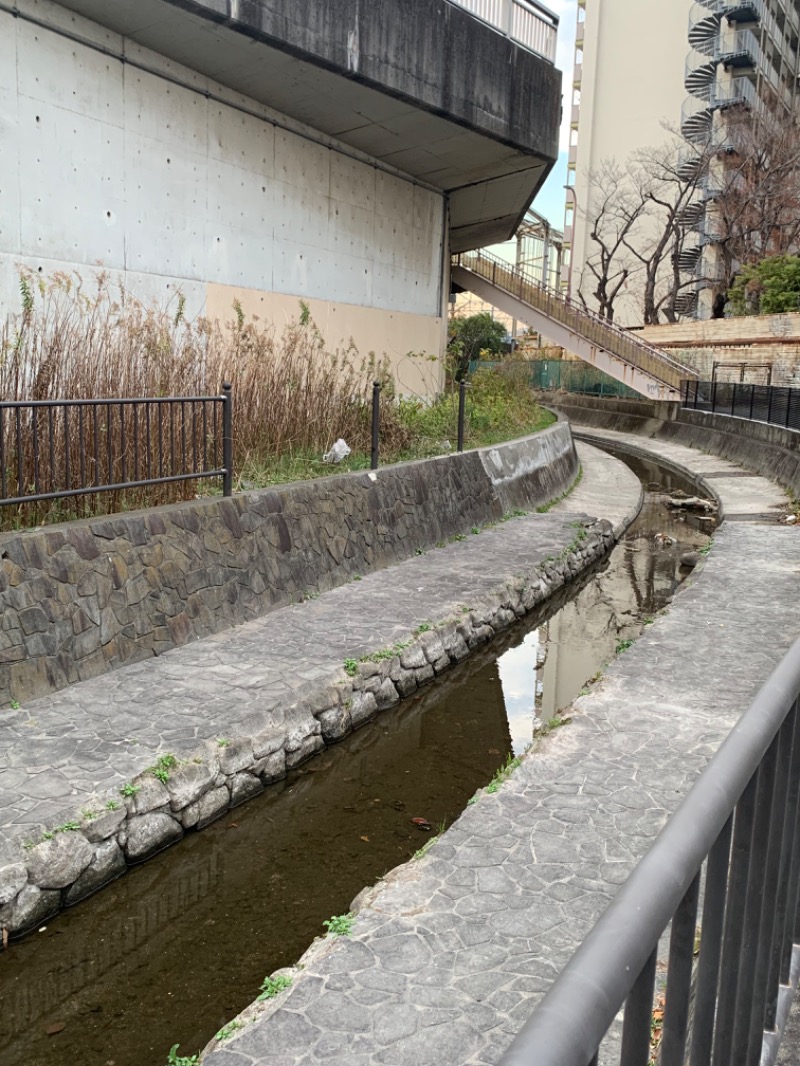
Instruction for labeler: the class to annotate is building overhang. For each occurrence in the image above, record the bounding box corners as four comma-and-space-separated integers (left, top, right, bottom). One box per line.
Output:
52, 0, 561, 252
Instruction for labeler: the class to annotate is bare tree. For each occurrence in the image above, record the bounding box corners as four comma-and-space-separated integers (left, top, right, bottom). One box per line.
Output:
578, 162, 644, 322
714, 98, 800, 307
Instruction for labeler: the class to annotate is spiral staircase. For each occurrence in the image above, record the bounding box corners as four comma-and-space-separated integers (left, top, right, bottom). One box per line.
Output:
678, 0, 761, 316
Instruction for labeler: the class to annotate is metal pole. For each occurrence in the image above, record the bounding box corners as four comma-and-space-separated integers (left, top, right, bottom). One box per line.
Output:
457, 380, 467, 452
371, 381, 380, 470
222, 382, 233, 497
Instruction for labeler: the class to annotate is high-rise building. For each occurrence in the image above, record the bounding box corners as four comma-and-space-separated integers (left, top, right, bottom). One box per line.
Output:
564, 0, 800, 324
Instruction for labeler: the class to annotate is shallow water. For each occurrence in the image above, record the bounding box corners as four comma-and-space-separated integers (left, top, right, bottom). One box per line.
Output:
0, 451, 713, 1066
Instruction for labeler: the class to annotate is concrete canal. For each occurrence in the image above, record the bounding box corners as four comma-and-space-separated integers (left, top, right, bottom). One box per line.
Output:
0, 453, 714, 1066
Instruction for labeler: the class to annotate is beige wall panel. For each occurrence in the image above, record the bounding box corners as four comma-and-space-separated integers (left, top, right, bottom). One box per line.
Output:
206, 283, 445, 399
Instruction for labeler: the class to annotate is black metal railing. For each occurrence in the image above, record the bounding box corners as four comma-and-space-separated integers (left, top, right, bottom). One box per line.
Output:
682, 379, 800, 431
498, 636, 800, 1066
0, 385, 233, 507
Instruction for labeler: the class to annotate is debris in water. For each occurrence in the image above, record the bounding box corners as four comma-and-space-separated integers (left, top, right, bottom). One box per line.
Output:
411, 818, 432, 831
45, 1022, 66, 1036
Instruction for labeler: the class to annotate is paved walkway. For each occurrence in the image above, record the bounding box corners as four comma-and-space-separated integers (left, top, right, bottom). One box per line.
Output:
0, 442, 637, 849
199, 429, 800, 1066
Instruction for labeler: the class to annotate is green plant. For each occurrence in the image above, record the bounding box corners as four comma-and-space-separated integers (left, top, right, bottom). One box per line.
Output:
8, 699, 20, 710
150, 753, 178, 783
485, 753, 522, 794
616, 638, 634, 654
728, 255, 800, 316
435, 540, 445, 548
343, 658, 359, 677
166, 1045, 198, 1066
415, 622, 432, 634
53, 820, 81, 833
217, 738, 230, 747
471, 526, 480, 534
323, 913, 354, 936
81, 808, 98, 821
537, 715, 572, 737
105, 799, 120, 811
216, 1021, 244, 1041
452, 533, 466, 542
643, 616, 655, 625
257, 974, 293, 1001
120, 782, 141, 798
699, 540, 713, 556
352, 574, 362, 582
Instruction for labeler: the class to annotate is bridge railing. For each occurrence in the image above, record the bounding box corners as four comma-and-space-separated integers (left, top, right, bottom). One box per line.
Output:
498, 635, 800, 1066
453, 249, 698, 391
447, 0, 558, 61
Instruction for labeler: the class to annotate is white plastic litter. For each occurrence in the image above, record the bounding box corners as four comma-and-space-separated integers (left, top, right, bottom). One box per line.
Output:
323, 438, 351, 464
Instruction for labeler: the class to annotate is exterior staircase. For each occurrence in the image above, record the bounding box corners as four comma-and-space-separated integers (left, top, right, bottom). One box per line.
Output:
451, 249, 698, 400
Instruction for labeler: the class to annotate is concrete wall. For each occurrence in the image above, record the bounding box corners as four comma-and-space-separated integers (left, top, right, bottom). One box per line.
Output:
0, 423, 579, 708
639, 314, 800, 385
549, 393, 800, 498
0, 0, 447, 392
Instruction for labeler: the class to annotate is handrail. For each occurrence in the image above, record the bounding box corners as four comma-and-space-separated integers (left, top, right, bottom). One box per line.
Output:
446, 0, 558, 61
453, 249, 698, 389
499, 634, 800, 1066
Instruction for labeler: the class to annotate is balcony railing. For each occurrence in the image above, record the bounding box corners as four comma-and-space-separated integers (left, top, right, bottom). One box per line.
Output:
447, 0, 558, 61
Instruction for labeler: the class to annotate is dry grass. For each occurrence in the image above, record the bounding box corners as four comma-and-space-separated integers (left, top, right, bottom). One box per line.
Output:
0, 270, 410, 528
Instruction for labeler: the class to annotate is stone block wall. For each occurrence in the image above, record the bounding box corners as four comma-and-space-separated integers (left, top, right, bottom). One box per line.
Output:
638, 314, 800, 385
0, 423, 578, 708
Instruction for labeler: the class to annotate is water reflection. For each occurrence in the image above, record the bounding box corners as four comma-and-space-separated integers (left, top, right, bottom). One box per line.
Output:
0, 451, 712, 1066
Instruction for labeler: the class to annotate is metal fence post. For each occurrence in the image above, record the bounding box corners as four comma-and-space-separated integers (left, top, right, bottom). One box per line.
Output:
222, 382, 233, 497
457, 380, 468, 452
371, 381, 380, 470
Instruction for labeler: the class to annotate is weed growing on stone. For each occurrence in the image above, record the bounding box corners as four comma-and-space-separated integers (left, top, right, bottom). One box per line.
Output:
166, 1045, 198, 1066
470, 526, 480, 534
467, 795, 478, 805
217, 738, 230, 747
643, 616, 655, 625
535, 465, 584, 513
343, 659, 359, 677
216, 1021, 244, 1041
360, 640, 412, 664
323, 913, 354, 936
150, 753, 178, 783
536, 715, 572, 738
485, 753, 522, 794
452, 533, 466, 542
435, 540, 445, 548
54, 820, 81, 833
415, 622, 432, 634
616, 638, 635, 654
8, 699, 20, 710
120, 783, 141, 798
81, 808, 98, 821
257, 974, 292, 1001
699, 539, 713, 555
106, 799, 120, 811
415, 548, 425, 555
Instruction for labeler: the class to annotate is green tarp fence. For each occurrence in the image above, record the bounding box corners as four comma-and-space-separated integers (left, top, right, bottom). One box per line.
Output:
469, 360, 640, 399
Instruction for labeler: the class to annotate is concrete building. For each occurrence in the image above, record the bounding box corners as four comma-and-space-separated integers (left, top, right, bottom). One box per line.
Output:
0, 0, 562, 398
564, 0, 800, 326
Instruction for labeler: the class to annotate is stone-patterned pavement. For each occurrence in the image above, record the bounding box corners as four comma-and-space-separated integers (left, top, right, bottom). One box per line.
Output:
199, 430, 800, 1066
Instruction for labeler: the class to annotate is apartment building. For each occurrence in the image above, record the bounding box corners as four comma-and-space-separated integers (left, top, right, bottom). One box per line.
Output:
564, 0, 800, 325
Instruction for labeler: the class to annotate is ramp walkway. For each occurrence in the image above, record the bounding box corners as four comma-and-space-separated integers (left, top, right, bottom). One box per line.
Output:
200, 427, 800, 1066
452, 250, 697, 401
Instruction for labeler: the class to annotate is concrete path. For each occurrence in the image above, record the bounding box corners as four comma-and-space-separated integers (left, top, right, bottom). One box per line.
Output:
199, 429, 800, 1066
0, 442, 637, 848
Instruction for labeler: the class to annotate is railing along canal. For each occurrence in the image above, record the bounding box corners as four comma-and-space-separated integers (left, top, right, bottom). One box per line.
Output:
0, 385, 233, 507
682, 379, 800, 432
447, 0, 558, 61
498, 637, 800, 1066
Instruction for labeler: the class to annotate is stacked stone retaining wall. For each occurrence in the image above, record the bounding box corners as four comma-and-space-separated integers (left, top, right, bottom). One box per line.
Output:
0, 423, 577, 708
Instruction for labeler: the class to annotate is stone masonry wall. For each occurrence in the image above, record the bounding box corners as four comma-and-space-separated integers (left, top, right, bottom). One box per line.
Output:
0, 423, 577, 708
638, 313, 800, 384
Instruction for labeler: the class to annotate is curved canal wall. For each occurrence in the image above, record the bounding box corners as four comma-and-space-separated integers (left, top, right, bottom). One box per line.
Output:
548, 394, 800, 499
0, 423, 578, 709
0, 424, 601, 937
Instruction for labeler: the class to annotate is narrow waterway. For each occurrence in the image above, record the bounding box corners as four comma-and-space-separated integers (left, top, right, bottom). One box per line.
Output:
0, 452, 714, 1066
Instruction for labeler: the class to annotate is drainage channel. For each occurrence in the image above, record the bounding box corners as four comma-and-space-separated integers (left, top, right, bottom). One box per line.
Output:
0, 452, 715, 1066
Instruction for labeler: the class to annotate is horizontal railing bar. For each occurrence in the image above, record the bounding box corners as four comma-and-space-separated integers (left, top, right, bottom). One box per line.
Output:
498, 633, 800, 1066
0, 470, 227, 508
0, 396, 224, 410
